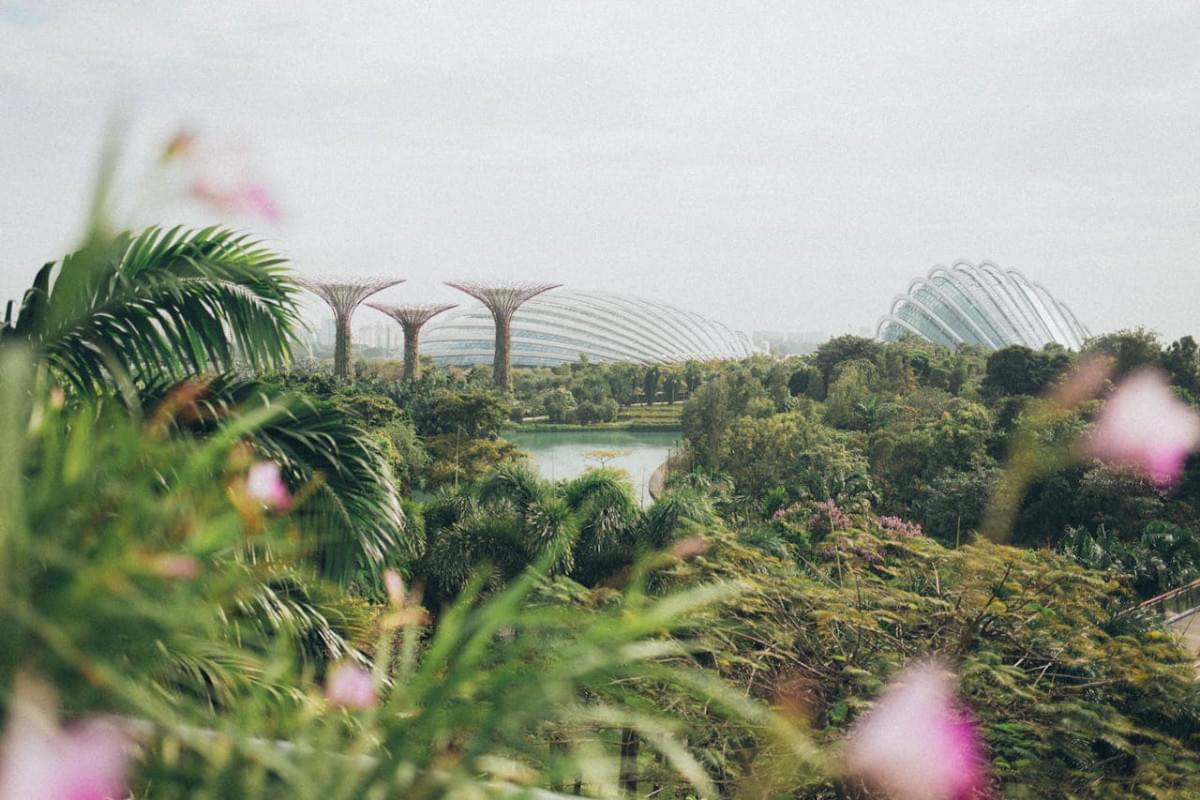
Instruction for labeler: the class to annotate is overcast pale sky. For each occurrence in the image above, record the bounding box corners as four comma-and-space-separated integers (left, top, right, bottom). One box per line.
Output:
1, 1, 1197, 340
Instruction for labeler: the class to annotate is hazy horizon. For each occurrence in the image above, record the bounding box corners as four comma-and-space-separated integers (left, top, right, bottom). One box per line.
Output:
3, 1, 1198, 342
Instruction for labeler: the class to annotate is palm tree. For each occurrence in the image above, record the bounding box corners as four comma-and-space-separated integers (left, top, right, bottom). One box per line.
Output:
139, 375, 412, 583
417, 464, 714, 605
2, 226, 406, 585
2, 226, 300, 395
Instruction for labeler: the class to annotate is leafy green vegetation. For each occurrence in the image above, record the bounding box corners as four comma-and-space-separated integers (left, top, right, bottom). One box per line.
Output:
5, 141, 1200, 798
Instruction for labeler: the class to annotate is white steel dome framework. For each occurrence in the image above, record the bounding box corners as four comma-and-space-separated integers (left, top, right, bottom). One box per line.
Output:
877, 261, 1090, 350
422, 289, 757, 367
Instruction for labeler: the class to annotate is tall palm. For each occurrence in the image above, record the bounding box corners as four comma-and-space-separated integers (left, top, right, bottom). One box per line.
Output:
1, 225, 300, 394
3, 226, 406, 585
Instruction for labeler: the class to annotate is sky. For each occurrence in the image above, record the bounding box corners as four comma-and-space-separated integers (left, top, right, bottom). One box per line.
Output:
1, 1, 1197, 340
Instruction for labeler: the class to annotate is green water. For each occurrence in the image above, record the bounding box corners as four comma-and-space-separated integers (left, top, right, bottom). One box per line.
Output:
508, 429, 682, 505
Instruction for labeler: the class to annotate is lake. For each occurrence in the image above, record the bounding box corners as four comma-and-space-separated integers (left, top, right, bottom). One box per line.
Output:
508, 429, 682, 506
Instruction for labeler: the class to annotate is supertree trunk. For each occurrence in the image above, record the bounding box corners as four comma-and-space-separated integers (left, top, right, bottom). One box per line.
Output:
493, 314, 513, 391
334, 313, 354, 379
366, 303, 457, 383
402, 323, 421, 381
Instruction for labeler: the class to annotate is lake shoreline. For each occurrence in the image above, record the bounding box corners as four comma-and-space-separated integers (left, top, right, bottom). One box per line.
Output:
507, 422, 682, 433
508, 429, 681, 506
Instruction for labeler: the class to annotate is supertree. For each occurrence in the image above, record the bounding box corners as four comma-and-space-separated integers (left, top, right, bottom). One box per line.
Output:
366, 302, 457, 381
297, 276, 404, 379
444, 281, 561, 391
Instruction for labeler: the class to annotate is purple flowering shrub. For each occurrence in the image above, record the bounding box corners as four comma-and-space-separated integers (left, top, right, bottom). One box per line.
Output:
808, 499, 853, 534
878, 515, 924, 538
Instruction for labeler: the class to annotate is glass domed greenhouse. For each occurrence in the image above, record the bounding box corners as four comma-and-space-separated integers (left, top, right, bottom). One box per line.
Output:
877, 261, 1090, 350
422, 289, 757, 367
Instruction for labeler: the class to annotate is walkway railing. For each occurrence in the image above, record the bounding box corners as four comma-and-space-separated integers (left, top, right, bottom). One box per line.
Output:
1139, 578, 1200, 624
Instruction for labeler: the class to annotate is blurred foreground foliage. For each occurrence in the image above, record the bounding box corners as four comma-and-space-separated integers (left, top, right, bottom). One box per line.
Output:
0, 349, 819, 798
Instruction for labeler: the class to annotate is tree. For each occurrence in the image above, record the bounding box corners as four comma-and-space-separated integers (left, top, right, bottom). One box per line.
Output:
543, 387, 578, 424
813, 335, 882, 385
765, 362, 792, 410
417, 465, 710, 604
787, 365, 819, 398
913, 464, 1000, 546
1, 227, 405, 585
675, 519, 1200, 798
662, 366, 682, 404
576, 398, 619, 424
981, 345, 1071, 399
822, 360, 879, 430
411, 387, 510, 439
1162, 335, 1200, 398
422, 436, 525, 491
643, 365, 661, 405
1084, 327, 1162, 377
683, 360, 705, 394
681, 379, 733, 471
1, 226, 300, 394
140, 376, 411, 582
607, 363, 641, 405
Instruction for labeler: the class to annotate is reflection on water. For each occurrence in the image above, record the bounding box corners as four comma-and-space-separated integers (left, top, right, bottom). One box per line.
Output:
508, 429, 681, 506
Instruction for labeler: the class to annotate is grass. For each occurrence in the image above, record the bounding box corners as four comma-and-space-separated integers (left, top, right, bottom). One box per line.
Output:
511, 403, 683, 433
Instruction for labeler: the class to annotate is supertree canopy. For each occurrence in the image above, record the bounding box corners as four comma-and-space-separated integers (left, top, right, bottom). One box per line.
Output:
297, 276, 403, 379
365, 302, 457, 381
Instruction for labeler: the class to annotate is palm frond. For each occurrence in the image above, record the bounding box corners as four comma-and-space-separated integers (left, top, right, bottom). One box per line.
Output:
640, 489, 716, 549
141, 375, 410, 584
3, 226, 302, 394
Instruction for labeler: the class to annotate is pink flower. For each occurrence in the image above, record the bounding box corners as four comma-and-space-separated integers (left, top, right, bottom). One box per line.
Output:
235, 183, 281, 224
1082, 368, 1200, 487
0, 675, 130, 800
325, 663, 376, 709
152, 554, 201, 580
809, 499, 851, 533
188, 180, 282, 224
383, 569, 406, 607
878, 515, 924, 538
845, 662, 988, 800
245, 462, 290, 511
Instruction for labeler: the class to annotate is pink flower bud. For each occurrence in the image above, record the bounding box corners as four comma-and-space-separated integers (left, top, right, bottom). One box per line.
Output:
1082, 368, 1200, 487
325, 663, 376, 709
845, 662, 989, 800
245, 462, 290, 511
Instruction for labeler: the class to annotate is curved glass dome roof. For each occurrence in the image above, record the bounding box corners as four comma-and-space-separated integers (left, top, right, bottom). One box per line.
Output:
422, 289, 757, 367
877, 261, 1090, 350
